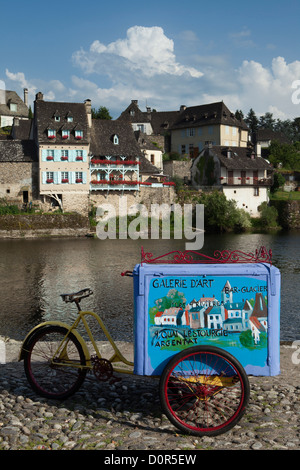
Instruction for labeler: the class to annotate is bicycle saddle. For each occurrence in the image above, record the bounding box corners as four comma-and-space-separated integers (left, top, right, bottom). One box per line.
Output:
60, 288, 93, 303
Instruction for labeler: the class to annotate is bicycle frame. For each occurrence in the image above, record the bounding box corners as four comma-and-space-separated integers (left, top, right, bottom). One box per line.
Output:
19, 309, 134, 376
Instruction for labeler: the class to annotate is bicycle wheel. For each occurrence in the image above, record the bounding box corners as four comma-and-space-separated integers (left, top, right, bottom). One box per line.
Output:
159, 345, 250, 436
23, 325, 87, 399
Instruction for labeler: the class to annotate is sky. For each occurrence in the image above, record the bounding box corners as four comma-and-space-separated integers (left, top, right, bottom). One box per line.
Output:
1, 0, 300, 120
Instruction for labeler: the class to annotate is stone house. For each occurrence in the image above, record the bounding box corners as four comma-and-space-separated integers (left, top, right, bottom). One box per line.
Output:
191, 144, 274, 216
33, 92, 91, 214
170, 102, 249, 157
0, 89, 29, 128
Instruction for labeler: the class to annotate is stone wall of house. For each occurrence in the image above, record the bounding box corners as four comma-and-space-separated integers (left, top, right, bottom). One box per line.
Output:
89, 186, 176, 214
39, 192, 89, 216
163, 160, 192, 181
0, 162, 38, 202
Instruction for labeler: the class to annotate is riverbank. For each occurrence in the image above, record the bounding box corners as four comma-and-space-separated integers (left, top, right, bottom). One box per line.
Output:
0, 339, 299, 451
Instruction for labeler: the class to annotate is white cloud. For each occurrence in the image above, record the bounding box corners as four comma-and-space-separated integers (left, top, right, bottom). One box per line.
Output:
73, 26, 203, 79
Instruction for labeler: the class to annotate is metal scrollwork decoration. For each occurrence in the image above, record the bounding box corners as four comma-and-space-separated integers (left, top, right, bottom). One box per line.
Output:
141, 246, 272, 265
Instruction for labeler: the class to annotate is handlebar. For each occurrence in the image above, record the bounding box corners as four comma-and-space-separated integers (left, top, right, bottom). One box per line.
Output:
121, 271, 133, 277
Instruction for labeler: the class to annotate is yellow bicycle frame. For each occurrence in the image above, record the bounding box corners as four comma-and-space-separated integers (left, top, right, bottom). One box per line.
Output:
19, 310, 134, 375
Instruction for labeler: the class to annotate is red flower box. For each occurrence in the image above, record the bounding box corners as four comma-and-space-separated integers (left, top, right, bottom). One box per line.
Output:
62, 135, 69, 139
61, 156, 68, 161
48, 135, 55, 139
75, 135, 82, 140
47, 156, 54, 160
62, 179, 69, 183
76, 178, 83, 183
76, 156, 83, 161
46, 179, 53, 183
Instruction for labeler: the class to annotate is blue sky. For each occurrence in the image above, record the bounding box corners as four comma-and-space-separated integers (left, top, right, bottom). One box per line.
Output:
1, 0, 300, 119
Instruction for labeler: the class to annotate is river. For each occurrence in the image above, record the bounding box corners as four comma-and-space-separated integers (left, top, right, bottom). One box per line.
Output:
0, 231, 299, 342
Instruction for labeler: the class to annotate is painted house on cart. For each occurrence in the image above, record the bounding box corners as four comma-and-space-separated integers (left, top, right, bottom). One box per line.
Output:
154, 279, 268, 344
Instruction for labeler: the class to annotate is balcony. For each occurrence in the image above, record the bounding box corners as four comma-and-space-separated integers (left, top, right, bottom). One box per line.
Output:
220, 176, 273, 186
90, 159, 140, 168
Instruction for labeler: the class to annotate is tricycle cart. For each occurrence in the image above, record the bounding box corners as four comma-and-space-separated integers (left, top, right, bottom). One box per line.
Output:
19, 246, 280, 437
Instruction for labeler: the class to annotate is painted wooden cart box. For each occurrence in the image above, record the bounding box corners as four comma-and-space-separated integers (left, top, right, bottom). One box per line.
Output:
132, 247, 280, 377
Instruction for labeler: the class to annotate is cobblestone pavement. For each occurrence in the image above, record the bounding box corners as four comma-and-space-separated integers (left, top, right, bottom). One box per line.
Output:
0, 339, 299, 451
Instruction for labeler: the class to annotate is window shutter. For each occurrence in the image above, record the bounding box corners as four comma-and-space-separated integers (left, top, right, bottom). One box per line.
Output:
41, 149, 47, 162
83, 150, 87, 162
54, 150, 60, 162
53, 172, 59, 184
42, 172, 46, 184
82, 172, 87, 184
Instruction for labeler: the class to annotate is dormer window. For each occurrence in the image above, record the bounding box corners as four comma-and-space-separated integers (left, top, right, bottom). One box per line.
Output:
66, 112, 73, 122
75, 130, 83, 140
54, 111, 60, 122
62, 129, 70, 139
48, 129, 56, 139
113, 134, 119, 145
10, 103, 17, 112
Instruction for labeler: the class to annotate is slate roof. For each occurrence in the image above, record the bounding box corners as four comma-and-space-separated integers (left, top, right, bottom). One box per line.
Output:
171, 102, 249, 131
0, 90, 29, 118
90, 120, 159, 175
0, 140, 37, 162
34, 98, 90, 144
11, 119, 32, 140
90, 119, 143, 157
253, 129, 291, 145
117, 100, 180, 135
117, 100, 151, 124
207, 146, 273, 171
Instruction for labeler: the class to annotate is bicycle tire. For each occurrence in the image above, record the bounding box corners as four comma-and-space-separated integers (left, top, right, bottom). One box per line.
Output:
159, 345, 250, 436
23, 325, 87, 399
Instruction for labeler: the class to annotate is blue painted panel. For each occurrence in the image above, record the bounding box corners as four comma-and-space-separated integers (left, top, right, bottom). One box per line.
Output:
133, 263, 281, 377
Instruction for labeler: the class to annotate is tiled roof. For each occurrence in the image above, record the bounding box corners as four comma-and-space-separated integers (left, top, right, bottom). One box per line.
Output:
171, 102, 249, 131
0, 90, 29, 118
0, 140, 37, 162
253, 129, 291, 144
207, 146, 273, 171
90, 119, 142, 157
34, 98, 90, 144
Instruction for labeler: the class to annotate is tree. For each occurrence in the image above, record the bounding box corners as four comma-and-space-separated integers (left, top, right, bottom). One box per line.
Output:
258, 112, 275, 130
92, 106, 112, 120
244, 108, 259, 133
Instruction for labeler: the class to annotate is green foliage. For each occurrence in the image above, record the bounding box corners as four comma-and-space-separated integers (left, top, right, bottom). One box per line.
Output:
154, 289, 186, 311
91, 106, 112, 120
268, 140, 300, 170
271, 172, 286, 193
258, 202, 279, 228
196, 191, 251, 232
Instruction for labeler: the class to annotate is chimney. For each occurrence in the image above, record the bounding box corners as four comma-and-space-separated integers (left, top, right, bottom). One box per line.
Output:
13, 117, 20, 126
131, 100, 138, 105
84, 99, 92, 127
35, 92, 44, 101
227, 147, 232, 158
255, 143, 261, 158
180, 105, 186, 113
24, 88, 28, 107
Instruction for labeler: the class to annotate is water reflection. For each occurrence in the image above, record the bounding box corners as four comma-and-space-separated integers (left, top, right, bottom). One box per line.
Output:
0, 232, 299, 341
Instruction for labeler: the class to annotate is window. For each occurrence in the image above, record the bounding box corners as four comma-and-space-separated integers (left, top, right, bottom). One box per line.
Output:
76, 150, 83, 160
232, 126, 237, 136
67, 116, 73, 122
113, 134, 119, 145
137, 125, 144, 132
225, 126, 230, 135
75, 130, 83, 140
61, 150, 69, 161
62, 130, 70, 139
46, 172, 54, 183
151, 154, 155, 164
61, 172, 69, 183
254, 187, 259, 196
10, 103, 17, 112
76, 172, 83, 183
181, 145, 186, 154
208, 126, 213, 135
48, 129, 56, 139
55, 116, 60, 122
187, 128, 195, 137
47, 150, 54, 160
